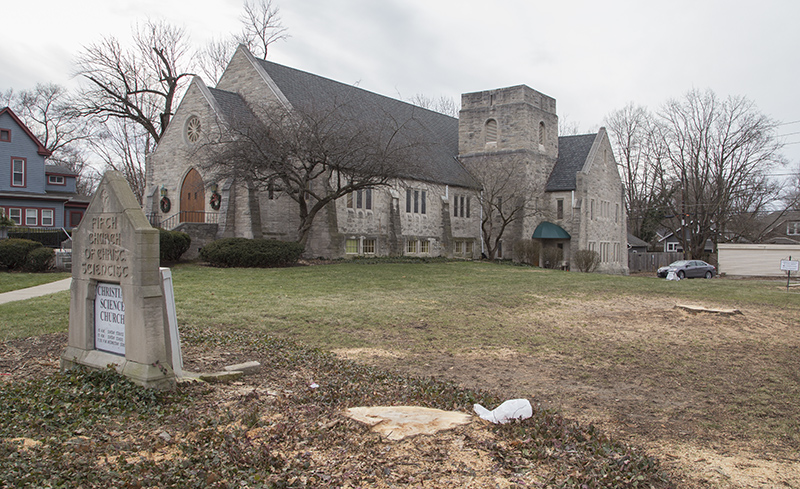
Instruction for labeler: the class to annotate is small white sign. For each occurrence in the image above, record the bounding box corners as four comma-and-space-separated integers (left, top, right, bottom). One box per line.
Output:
780, 260, 799, 272
95, 282, 125, 355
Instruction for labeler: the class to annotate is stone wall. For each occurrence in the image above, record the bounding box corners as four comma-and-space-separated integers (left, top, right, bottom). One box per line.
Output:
573, 130, 628, 274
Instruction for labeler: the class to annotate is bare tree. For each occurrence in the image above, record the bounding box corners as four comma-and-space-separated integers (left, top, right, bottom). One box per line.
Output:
408, 94, 460, 118
199, 98, 423, 247
605, 103, 673, 243
90, 118, 149, 204
197, 37, 237, 86
235, 0, 289, 60
74, 19, 195, 145
460, 154, 534, 260
5, 83, 98, 195
656, 89, 786, 257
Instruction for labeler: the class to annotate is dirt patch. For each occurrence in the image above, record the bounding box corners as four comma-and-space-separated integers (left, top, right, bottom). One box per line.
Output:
335, 297, 800, 488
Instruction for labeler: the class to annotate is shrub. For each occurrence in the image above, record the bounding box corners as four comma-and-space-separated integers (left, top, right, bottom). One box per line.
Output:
159, 229, 192, 263
25, 247, 55, 272
541, 247, 564, 269
0, 214, 14, 228
200, 237, 304, 268
513, 239, 541, 266
0, 239, 44, 270
574, 249, 601, 273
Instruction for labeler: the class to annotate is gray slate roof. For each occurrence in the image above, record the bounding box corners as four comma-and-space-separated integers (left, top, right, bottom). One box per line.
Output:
545, 133, 597, 192
207, 87, 258, 128
255, 60, 477, 189
45, 164, 78, 176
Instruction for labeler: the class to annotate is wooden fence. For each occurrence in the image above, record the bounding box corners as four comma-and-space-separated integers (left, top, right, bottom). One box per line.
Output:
628, 252, 683, 273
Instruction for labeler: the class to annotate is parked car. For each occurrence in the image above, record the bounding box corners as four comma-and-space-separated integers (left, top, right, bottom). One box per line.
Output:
657, 260, 716, 279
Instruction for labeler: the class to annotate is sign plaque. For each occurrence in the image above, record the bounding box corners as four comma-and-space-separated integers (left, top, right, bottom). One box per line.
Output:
780, 260, 799, 272
94, 282, 125, 355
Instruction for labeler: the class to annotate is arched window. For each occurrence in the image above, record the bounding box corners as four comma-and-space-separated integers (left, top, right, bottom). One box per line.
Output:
538, 121, 545, 146
485, 119, 497, 145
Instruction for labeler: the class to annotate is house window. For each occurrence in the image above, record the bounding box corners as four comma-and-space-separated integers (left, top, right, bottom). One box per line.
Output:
11, 158, 25, 187
406, 239, 418, 254
41, 209, 54, 227
363, 238, 376, 254
26, 209, 38, 226
405, 188, 426, 214
455, 241, 463, 254
666, 242, 679, 252
9, 208, 21, 225
0, 129, 9, 142
485, 119, 497, 145
590, 199, 595, 220
787, 222, 800, 236
466, 241, 473, 255
615, 204, 620, 223
69, 211, 83, 227
345, 239, 359, 254
420, 240, 429, 254
497, 240, 503, 259
48, 175, 66, 185
556, 199, 564, 220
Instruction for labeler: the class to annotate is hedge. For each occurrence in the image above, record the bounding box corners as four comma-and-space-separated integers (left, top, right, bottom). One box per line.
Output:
159, 229, 192, 263
200, 238, 304, 268
0, 239, 46, 271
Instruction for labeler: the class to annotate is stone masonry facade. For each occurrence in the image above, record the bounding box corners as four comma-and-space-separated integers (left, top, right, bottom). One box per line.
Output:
146, 45, 627, 272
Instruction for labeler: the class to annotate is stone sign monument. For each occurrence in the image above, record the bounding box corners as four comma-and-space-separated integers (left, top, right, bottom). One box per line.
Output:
61, 171, 177, 389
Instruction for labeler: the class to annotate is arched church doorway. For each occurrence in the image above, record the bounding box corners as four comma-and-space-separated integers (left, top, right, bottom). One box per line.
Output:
180, 168, 205, 223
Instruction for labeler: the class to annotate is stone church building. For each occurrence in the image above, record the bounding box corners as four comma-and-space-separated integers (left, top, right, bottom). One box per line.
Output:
146, 45, 627, 273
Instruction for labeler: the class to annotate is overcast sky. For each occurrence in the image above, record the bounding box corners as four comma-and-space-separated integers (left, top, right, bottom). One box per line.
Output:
3, 0, 800, 170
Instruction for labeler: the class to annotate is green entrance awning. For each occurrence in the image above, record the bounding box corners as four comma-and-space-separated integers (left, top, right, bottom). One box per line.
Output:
532, 221, 571, 239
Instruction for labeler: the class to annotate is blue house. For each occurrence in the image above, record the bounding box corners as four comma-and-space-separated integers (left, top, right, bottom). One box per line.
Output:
0, 107, 88, 230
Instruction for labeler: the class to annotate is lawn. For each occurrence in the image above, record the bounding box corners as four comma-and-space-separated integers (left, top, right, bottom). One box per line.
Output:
1, 261, 799, 487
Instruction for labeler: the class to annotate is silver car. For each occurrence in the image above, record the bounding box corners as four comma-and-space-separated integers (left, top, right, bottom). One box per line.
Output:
657, 260, 716, 279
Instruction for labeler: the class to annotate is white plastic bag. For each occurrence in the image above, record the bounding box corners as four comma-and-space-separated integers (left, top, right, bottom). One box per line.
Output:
473, 399, 532, 424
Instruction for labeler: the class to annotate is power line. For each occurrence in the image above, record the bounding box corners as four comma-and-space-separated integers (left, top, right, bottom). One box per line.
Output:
778, 120, 800, 126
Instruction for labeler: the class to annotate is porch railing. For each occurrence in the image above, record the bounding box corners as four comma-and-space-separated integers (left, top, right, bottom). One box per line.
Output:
147, 211, 219, 230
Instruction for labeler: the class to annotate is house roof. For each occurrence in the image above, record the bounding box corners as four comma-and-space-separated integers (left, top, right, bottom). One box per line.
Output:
0, 107, 51, 157
253, 59, 478, 189
45, 164, 78, 176
545, 133, 597, 192
627, 233, 649, 248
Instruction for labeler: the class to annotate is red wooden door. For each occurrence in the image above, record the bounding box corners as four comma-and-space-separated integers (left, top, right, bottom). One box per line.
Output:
180, 168, 205, 223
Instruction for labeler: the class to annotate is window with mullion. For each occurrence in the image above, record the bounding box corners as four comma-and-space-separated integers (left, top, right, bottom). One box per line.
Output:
11, 158, 25, 187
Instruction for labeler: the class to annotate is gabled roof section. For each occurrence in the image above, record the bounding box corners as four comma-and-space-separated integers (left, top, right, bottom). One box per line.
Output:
46, 164, 78, 176
545, 133, 597, 192
0, 107, 52, 157
206, 86, 258, 129
253, 59, 476, 188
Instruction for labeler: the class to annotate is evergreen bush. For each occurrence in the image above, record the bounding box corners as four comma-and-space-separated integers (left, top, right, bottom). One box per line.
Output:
25, 247, 55, 272
200, 237, 304, 268
0, 239, 44, 271
159, 229, 192, 263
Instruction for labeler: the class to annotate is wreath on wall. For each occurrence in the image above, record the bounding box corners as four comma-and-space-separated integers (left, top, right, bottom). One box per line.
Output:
160, 196, 171, 213
210, 192, 222, 210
